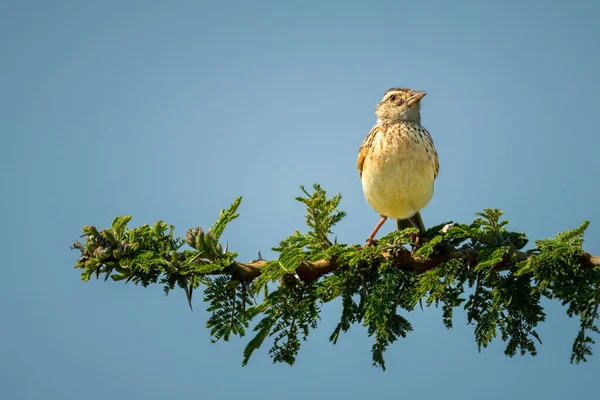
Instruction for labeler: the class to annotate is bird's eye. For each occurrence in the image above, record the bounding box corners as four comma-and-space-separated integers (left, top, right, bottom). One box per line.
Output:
389, 95, 396, 101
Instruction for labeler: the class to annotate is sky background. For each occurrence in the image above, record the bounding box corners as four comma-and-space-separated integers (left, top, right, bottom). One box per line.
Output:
1, 0, 599, 398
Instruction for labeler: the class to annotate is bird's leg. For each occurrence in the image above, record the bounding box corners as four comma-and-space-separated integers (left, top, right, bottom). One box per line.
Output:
365, 215, 387, 246
411, 235, 421, 255
408, 215, 423, 254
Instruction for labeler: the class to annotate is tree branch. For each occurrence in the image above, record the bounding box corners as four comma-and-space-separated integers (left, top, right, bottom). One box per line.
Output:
228, 244, 600, 283
70, 189, 600, 367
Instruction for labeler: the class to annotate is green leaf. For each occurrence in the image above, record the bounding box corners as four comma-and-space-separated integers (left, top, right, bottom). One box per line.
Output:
210, 196, 242, 242
111, 216, 132, 240
474, 246, 510, 272
412, 234, 443, 259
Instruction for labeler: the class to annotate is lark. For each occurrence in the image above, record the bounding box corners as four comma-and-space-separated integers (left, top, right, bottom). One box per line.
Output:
357, 88, 439, 246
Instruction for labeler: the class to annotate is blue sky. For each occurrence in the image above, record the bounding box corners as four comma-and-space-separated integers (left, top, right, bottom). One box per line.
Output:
1, 0, 599, 398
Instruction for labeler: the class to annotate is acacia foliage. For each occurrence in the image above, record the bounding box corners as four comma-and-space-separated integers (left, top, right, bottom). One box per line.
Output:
72, 184, 600, 369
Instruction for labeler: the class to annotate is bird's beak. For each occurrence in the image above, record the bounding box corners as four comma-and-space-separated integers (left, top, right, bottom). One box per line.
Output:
407, 91, 427, 106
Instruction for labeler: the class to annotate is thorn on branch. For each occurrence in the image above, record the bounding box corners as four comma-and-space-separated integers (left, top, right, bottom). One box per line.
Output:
185, 279, 194, 311
71, 240, 84, 251
250, 250, 263, 264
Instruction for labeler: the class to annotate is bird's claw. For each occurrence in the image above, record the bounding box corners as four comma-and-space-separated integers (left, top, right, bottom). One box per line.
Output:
410, 234, 422, 255
365, 238, 377, 247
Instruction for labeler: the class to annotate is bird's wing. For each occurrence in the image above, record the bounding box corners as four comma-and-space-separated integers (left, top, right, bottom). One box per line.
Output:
357, 125, 380, 178
421, 126, 439, 180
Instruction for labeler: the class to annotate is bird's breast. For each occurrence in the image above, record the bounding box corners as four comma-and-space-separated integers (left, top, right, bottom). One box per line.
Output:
360, 122, 438, 219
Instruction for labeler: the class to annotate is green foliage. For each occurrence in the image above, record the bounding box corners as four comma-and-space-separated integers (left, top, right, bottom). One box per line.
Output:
249, 184, 347, 295
210, 196, 242, 242
466, 272, 545, 357
205, 276, 254, 342
72, 185, 600, 370
515, 221, 600, 363
243, 283, 319, 366
296, 183, 346, 250
77, 218, 185, 288
73, 197, 242, 301
412, 234, 444, 259
363, 267, 414, 370
410, 258, 465, 329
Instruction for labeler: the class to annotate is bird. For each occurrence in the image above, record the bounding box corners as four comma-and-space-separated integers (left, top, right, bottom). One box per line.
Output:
357, 87, 439, 247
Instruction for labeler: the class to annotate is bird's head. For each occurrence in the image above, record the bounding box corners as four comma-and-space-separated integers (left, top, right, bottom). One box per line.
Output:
375, 88, 426, 123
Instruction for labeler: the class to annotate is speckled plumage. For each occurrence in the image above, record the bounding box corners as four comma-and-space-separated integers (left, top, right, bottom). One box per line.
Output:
357, 88, 439, 241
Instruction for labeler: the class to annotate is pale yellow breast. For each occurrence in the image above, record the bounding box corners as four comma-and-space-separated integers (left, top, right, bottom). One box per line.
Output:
360, 122, 438, 219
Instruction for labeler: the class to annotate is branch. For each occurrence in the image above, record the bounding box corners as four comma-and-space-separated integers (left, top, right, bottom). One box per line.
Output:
580, 252, 600, 270
229, 244, 600, 283
71, 187, 600, 368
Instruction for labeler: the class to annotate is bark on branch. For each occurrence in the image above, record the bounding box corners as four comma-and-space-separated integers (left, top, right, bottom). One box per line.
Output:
229, 245, 600, 283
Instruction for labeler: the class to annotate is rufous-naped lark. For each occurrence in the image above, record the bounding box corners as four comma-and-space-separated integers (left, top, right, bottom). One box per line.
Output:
357, 88, 439, 246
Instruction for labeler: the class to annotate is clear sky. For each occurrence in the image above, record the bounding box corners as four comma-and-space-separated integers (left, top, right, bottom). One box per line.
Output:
1, 0, 599, 399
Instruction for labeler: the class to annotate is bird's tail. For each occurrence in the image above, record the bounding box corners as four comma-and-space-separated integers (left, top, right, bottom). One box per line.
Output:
396, 212, 426, 234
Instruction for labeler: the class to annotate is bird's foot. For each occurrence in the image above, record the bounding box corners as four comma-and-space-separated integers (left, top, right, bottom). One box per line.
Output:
365, 238, 378, 247
410, 234, 421, 255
